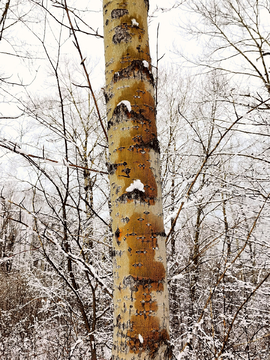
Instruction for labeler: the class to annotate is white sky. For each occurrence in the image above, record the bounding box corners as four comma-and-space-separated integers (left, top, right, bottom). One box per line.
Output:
0, 0, 184, 180
2, 0, 269, 125
0, 1, 182, 93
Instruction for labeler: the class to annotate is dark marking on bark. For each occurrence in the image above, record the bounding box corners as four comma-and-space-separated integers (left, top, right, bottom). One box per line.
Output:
111, 9, 129, 19
107, 162, 118, 175
108, 105, 153, 130
112, 24, 131, 44
152, 230, 167, 238
123, 275, 137, 291
121, 167, 131, 177
126, 231, 137, 237
115, 185, 122, 195
118, 188, 155, 204
123, 276, 163, 293
113, 60, 154, 86
115, 227, 121, 245
104, 91, 109, 103
164, 344, 174, 359
116, 314, 121, 326
103, 89, 113, 104
128, 137, 160, 154
144, 0, 149, 11
107, 161, 128, 175
110, 248, 116, 257
103, 1, 112, 11
136, 250, 146, 255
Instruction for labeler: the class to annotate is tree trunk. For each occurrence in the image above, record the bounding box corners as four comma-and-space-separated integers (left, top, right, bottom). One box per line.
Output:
103, 1, 171, 359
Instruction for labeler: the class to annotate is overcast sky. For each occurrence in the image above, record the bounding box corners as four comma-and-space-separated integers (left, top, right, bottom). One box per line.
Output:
0, 0, 184, 174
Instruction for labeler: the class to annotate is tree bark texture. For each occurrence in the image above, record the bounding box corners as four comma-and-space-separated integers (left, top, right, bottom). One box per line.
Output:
103, 1, 171, 359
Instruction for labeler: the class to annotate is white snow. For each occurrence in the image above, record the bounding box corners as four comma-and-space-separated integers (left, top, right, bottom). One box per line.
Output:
142, 60, 149, 68
131, 18, 139, 27
138, 334, 144, 343
117, 100, 132, 112
70, 338, 83, 355
126, 179, 145, 192
65, 251, 113, 296
171, 273, 184, 281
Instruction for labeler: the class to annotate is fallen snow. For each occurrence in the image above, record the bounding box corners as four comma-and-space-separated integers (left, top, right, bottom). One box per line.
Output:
126, 179, 145, 192
131, 18, 139, 27
117, 100, 132, 112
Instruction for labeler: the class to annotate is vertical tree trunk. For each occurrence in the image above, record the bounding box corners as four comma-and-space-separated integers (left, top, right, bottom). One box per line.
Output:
103, 1, 171, 359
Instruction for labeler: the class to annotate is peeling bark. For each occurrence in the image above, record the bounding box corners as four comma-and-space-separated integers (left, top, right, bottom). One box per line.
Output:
103, 0, 171, 359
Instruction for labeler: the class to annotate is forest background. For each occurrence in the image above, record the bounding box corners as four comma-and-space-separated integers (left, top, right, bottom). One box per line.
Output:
0, 0, 270, 359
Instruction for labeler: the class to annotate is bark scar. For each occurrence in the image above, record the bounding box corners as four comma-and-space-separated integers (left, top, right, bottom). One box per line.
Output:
112, 24, 132, 44
111, 9, 129, 19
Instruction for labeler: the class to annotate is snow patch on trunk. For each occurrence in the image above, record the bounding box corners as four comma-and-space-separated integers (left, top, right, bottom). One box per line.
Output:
117, 100, 132, 112
138, 334, 144, 343
126, 179, 145, 192
131, 18, 139, 27
142, 60, 149, 68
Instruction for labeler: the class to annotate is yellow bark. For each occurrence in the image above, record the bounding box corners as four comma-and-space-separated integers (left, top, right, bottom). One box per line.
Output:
103, 1, 171, 358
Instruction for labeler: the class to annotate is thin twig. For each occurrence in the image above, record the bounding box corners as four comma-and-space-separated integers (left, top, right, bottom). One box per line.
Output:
63, 1, 108, 143
0, 141, 108, 174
